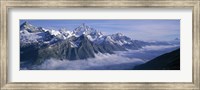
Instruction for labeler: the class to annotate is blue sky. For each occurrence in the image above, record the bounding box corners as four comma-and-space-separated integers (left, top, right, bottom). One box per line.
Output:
20, 20, 180, 41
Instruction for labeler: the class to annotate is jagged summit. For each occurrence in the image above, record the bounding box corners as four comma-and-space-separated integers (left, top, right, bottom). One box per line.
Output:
20, 21, 44, 33
19, 21, 175, 47
20, 21, 32, 30
73, 23, 98, 35
22, 21, 29, 25
72, 23, 103, 41
115, 33, 124, 36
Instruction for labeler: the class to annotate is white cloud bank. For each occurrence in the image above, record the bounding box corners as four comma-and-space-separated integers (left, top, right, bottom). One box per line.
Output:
115, 45, 179, 61
31, 53, 144, 70
22, 45, 179, 70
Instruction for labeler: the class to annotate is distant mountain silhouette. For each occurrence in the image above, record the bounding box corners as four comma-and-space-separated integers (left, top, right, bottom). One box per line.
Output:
133, 48, 180, 70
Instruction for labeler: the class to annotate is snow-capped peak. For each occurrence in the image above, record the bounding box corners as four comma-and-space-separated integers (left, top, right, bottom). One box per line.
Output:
103, 33, 133, 46
116, 33, 124, 36
20, 21, 44, 33
20, 21, 33, 30
48, 29, 61, 36
19, 22, 138, 47
59, 28, 73, 39
72, 23, 103, 41
73, 23, 96, 36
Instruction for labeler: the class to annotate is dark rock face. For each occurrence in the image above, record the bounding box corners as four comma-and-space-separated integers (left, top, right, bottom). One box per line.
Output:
20, 35, 121, 64
20, 43, 40, 62
133, 49, 180, 70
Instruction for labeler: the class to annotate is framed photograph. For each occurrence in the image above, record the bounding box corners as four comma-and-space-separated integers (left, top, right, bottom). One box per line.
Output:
1, 0, 199, 90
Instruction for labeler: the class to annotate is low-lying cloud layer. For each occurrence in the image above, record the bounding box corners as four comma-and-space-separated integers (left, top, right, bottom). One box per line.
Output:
31, 53, 145, 70
22, 45, 180, 70
115, 45, 180, 61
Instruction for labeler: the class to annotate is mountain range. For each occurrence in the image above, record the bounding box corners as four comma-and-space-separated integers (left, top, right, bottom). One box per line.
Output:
20, 21, 179, 64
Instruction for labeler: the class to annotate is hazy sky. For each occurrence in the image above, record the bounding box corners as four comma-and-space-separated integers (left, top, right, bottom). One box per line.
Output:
20, 20, 180, 41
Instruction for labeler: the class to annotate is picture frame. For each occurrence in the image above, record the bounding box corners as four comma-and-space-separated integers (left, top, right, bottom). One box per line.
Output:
0, 0, 199, 89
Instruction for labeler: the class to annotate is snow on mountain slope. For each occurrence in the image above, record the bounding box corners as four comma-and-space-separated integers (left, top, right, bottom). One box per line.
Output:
20, 22, 54, 44
110, 33, 133, 45
20, 22, 71, 44
20, 22, 137, 47
72, 23, 103, 41
20, 21, 179, 48
59, 28, 73, 39
48, 29, 61, 36
93, 33, 134, 46
20, 30, 45, 43
20, 21, 38, 32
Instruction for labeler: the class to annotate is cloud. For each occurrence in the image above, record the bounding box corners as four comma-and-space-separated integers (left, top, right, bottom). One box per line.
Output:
115, 45, 180, 61
30, 53, 145, 70
22, 45, 180, 70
